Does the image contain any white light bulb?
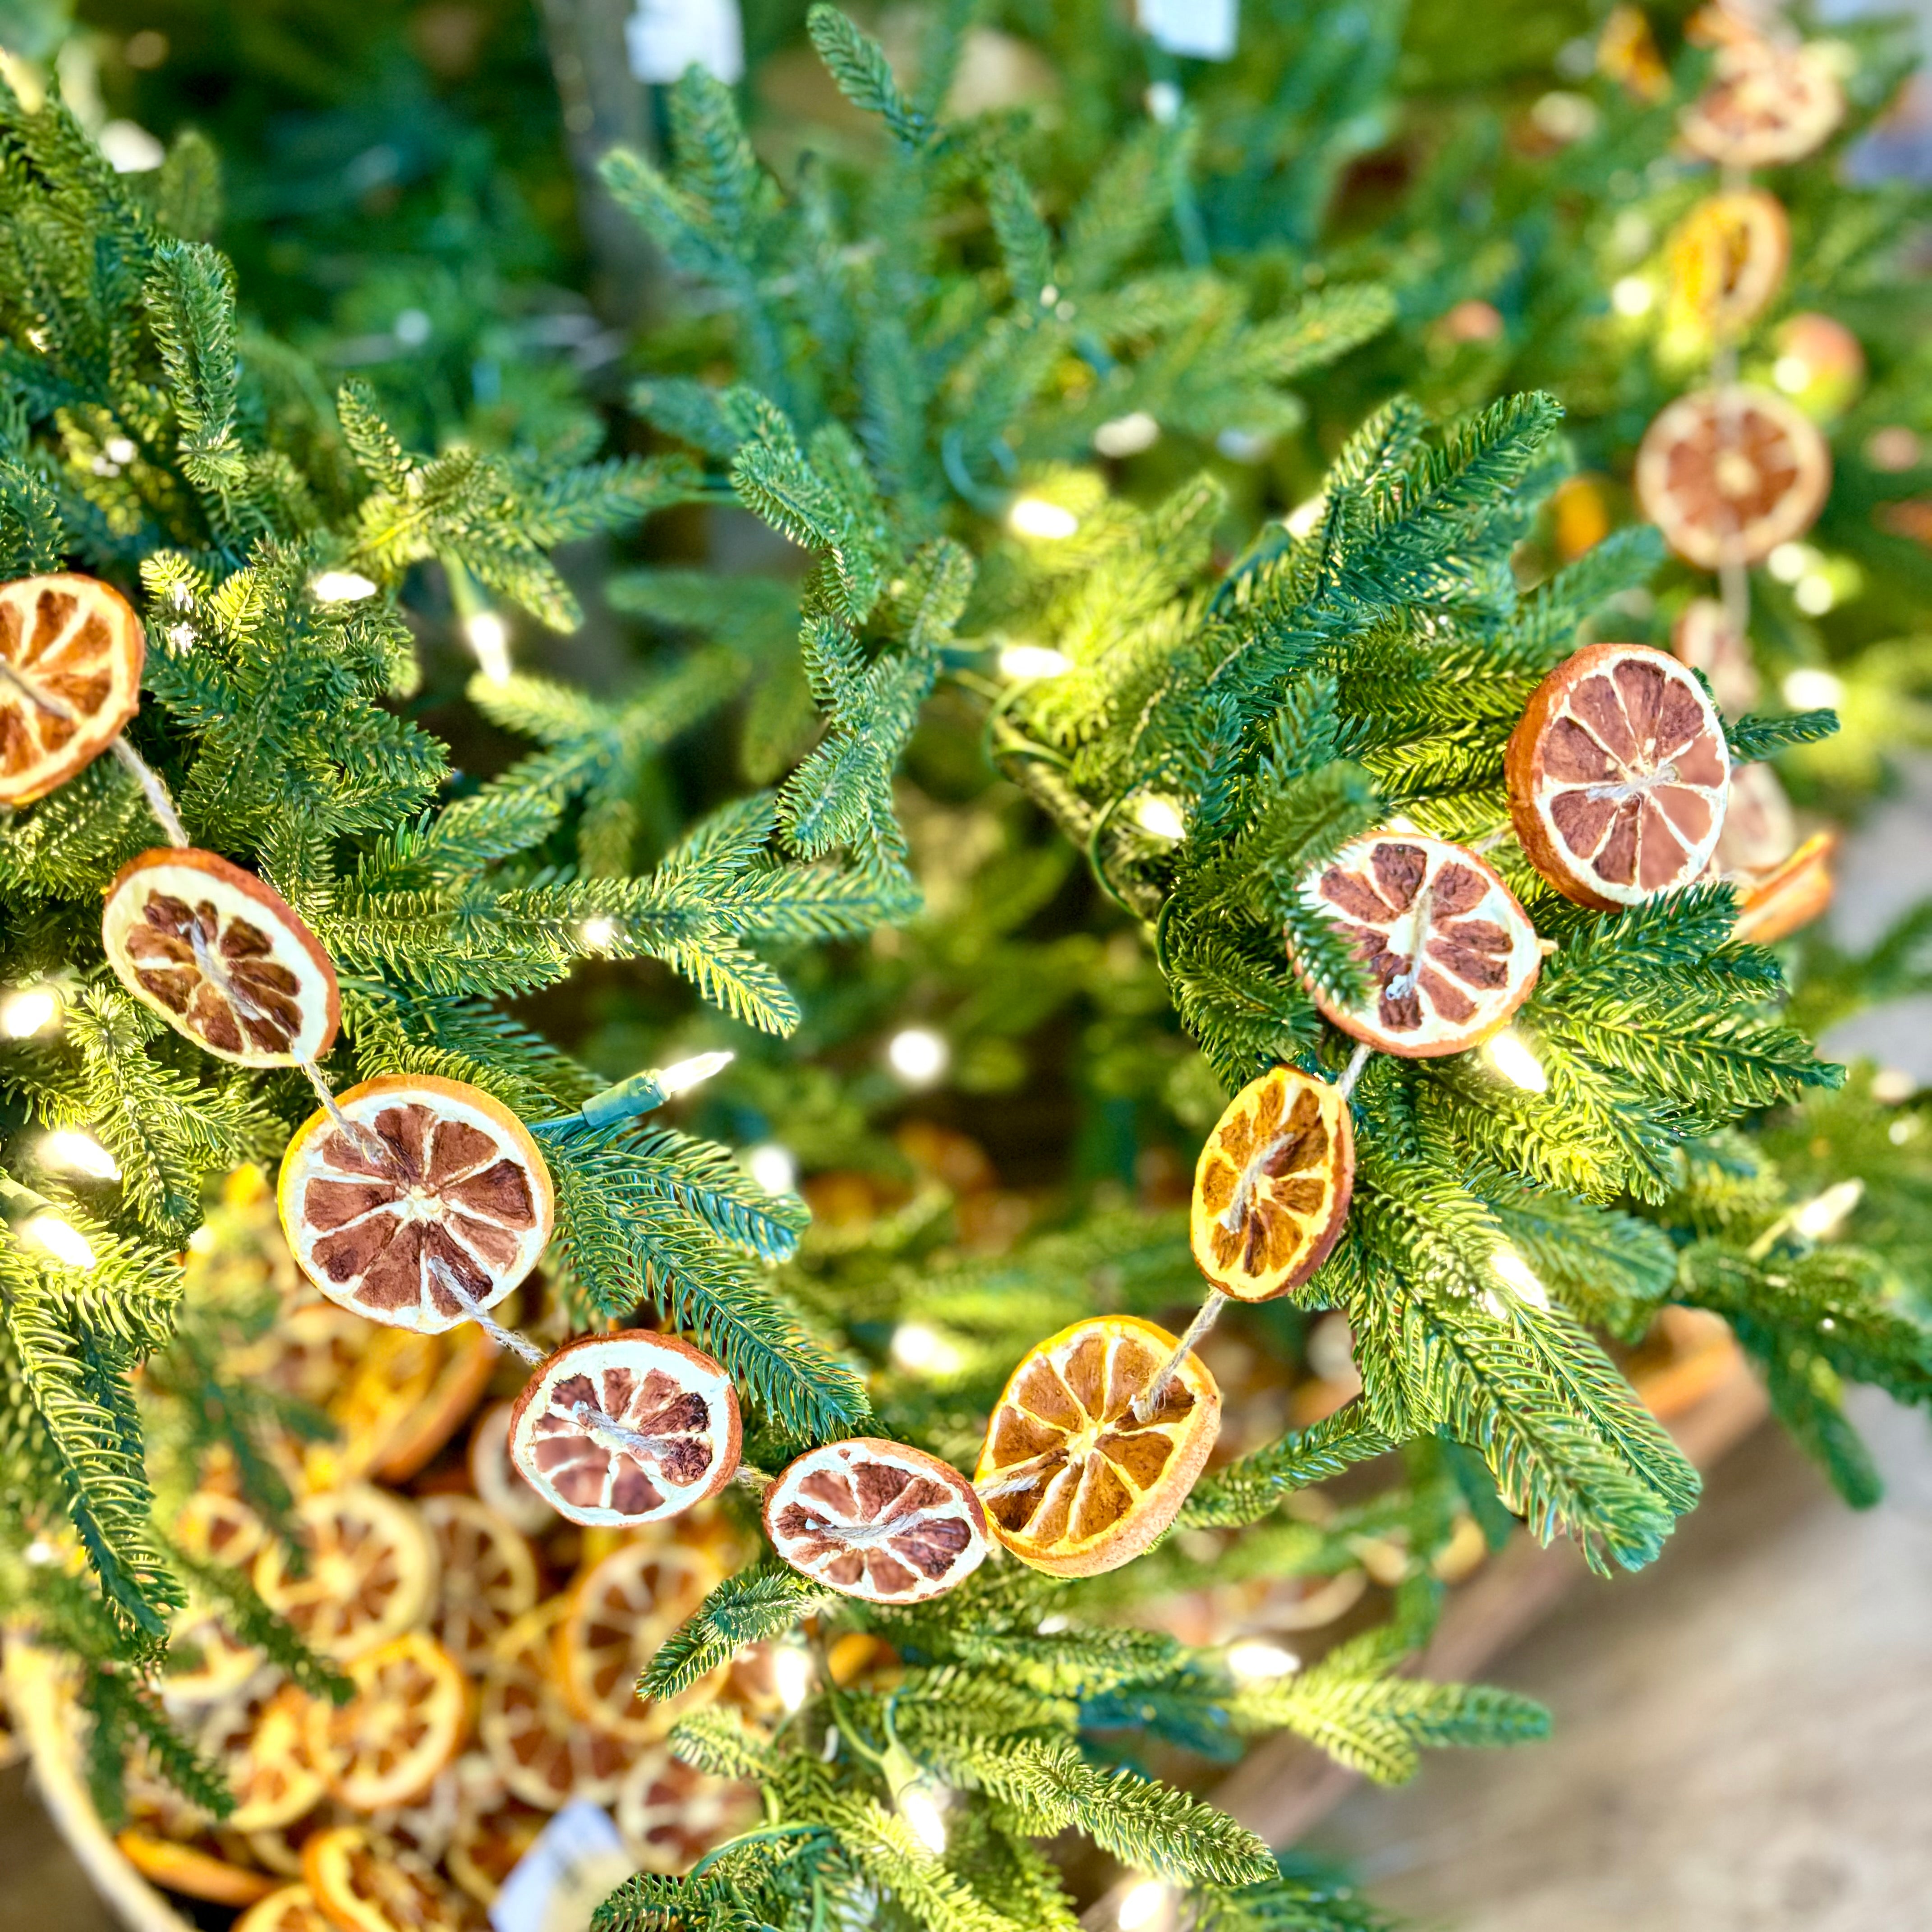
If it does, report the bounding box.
[1794,575,1835,616]
[1782,667,1844,710]
[1767,542,1813,584]
[1284,495,1327,539]
[655,1051,734,1097]
[1610,276,1656,317]
[1793,1179,1863,1241]
[771,1643,814,1713]
[580,917,616,950]
[899,1783,949,1856]
[887,1027,949,1086]
[1118,1878,1174,1931]
[1133,795,1187,842]
[1486,1029,1549,1093]
[394,308,433,347]
[41,1131,120,1181]
[105,437,137,465]
[998,643,1072,681]
[1489,1244,1550,1309]
[310,570,378,604]
[890,1322,965,1377]
[1008,496,1080,541]
[746,1143,797,1195]
[1035,1613,1070,1635]
[1772,354,1811,395]
[1145,79,1182,124]
[0,987,60,1038]
[465,610,512,685]
[1093,411,1161,458]
[23,1214,97,1270]
[1225,1640,1301,1682]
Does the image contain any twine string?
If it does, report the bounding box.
[425,1253,545,1365]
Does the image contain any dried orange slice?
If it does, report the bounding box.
[304,1326,444,1491]
[1635,386,1831,570]
[277,1075,554,1334]
[237,1885,336,1932]
[1681,37,1842,167]
[556,1536,723,1739]
[1296,834,1542,1055]
[469,1401,556,1534]
[1734,830,1837,943]
[1715,759,1796,874]
[222,1681,328,1832]
[448,1800,546,1905]
[253,1485,436,1661]
[507,1330,741,1528]
[479,1601,637,1809]
[1191,1067,1354,1302]
[373,1323,502,1482]
[1665,191,1789,338]
[616,1744,760,1875]
[302,1825,477,1932]
[1508,644,1731,910]
[765,1437,990,1604]
[420,1495,540,1674]
[0,573,143,804]
[103,848,340,1065]
[975,1316,1220,1578]
[118,1830,277,1906]
[1672,597,1758,718]
[308,1630,468,1811]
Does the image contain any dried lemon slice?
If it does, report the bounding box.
[507,1330,741,1528]
[1297,833,1542,1056]
[221,1681,327,1832]
[420,1495,539,1675]
[277,1075,554,1334]
[1733,830,1837,944]
[0,573,143,804]
[764,1437,990,1604]
[479,1601,637,1808]
[302,1825,476,1932]
[469,1400,556,1534]
[1665,190,1789,339]
[1681,36,1842,167]
[117,1831,276,1907]
[556,1536,723,1739]
[308,1630,468,1811]
[236,1885,336,1932]
[975,1316,1219,1578]
[1635,386,1831,570]
[1508,644,1731,909]
[252,1485,436,1661]
[104,848,340,1065]
[616,1743,760,1875]
[1191,1067,1354,1301]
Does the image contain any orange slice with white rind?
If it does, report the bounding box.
[252,1485,436,1661]
[1733,830,1837,944]
[277,1075,554,1335]
[420,1495,540,1675]
[308,1630,468,1811]
[1296,834,1542,1056]
[764,1437,990,1605]
[1665,190,1789,338]
[974,1316,1219,1578]
[0,573,143,805]
[302,1825,476,1932]
[1635,386,1831,570]
[555,1536,723,1740]
[104,848,340,1066]
[1191,1067,1354,1302]
[615,1744,761,1875]
[222,1682,328,1832]
[1680,37,1843,167]
[236,1885,336,1932]
[469,1400,557,1534]
[117,1831,276,1907]
[478,1601,637,1809]
[507,1330,742,1528]
[1508,643,1731,910]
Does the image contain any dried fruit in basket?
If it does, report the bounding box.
[221,1681,328,1832]
[278,1075,554,1334]
[236,1884,336,1932]
[975,1316,1220,1579]
[420,1495,540,1675]
[1296,833,1542,1055]
[616,1743,761,1874]
[304,1326,444,1491]
[253,1485,436,1661]
[103,848,341,1066]
[764,1437,989,1604]
[117,1830,278,1906]
[556,1536,722,1739]
[1507,643,1731,909]
[507,1329,741,1527]
[308,1630,468,1810]
[373,1323,503,1482]
[303,1824,478,1932]
[448,1799,547,1905]
[1191,1067,1354,1302]
[478,1601,637,1808]
[469,1400,556,1534]
[0,573,144,805]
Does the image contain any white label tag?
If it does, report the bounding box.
[626,0,746,84]
[490,1801,636,1932]
[1137,0,1238,61]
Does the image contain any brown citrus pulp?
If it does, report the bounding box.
[556,1536,723,1739]
[308,1630,467,1811]
[302,1825,477,1932]
[419,1495,539,1675]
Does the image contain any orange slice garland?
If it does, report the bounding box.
[252,1485,437,1661]
[302,1825,478,1932]
[419,1495,540,1675]
[1191,1067,1354,1302]
[1635,386,1831,570]
[1508,643,1731,909]
[277,1075,554,1335]
[103,848,340,1066]
[1665,190,1789,338]
[507,1330,741,1528]
[1296,833,1542,1056]
[0,572,143,804]
[1680,36,1843,168]
[974,1316,1219,1578]
[308,1630,468,1811]
[1671,597,1759,718]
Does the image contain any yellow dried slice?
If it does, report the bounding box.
[469,1399,557,1534]
[478,1601,637,1809]
[420,1495,540,1676]
[616,1744,761,1875]
[117,1831,276,1907]
[236,1885,336,1932]
[0,573,143,804]
[1681,36,1843,167]
[1665,190,1789,338]
[221,1682,328,1833]
[252,1485,436,1661]
[555,1536,723,1740]
[308,1630,468,1812]
[302,1825,477,1932]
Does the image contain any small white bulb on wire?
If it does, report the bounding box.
[1489,1244,1550,1310]
[1117,1878,1175,1931]
[887,1027,949,1086]
[890,1322,966,1377]
[1225,1639,1300,1682]
[465,610,513,685]
[1486,1030,1549,1093]
[1132,795,1187,842]
[656,1051,734,1097]
[311,570,378,603]
[746,1143,797,1195]
[41,1131,120,1181]
[1792,1179,1863,1241]
[898,1781,950,1856]
[580,917,617,950]
[0,986,60,1038]
[23,1214,97,1270]
[1008,496,1080,540]
[770,1642,814,1713]
[998,643,1071,681]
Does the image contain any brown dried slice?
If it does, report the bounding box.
[507,1330,741,1528]
[616,1744,761,1875]
[1672,597,1759,718]
[302,1825,477,1932]
[420,1495,540,1675]
[103,848,340,1066]
[1191,1067,1353,1302]
[1665,190,1789,338]
[1733,830,1837,944]
[556,1536,723,1740]
[253,1486,436,1661]
[765,1437,990,1605]
[448,1801,546,1906]
[1508,643,1732,910]
[372,1323,502,1482]
[308,1631,467,1811]
[117,1831,277,1907]
[1296,834,1542,1056]
[469,1400,557,1534]
[1681,37,1843,167]
[0,573,143,804]
[478,1601,637,1809]
[277,1075,554,1334]
[973,1316,1219,1579]
[1635,386,1831,570]
[237,1886,336,1932]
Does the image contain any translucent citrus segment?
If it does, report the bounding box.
[616,1744,761,1875]
[479,1601,637,1809]
[507,1330,741,1528]
[252,1485,436,1661]
[302,1824,478,1932]
[973,1315,1220,1579]
[103,848,340,1066]
[277,1075,554,1335]
[1680,37,1843,167]
[1635,385,1831,570]
[308,1630,468,1812]
[1665,190,1789,337]
[764,1437,989,1605]
[1733,830,1837,944]
[420,1495,540,1675]
[236,1884,336,1932]
[1507,643,1732,911]
[1191,1067,1354,1302]
[557,1536,723,1739]
[1297,833,1542,1056]
[0,572,143,804]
